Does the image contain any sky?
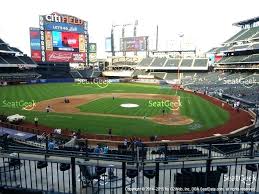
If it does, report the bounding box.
[0,0,259,58]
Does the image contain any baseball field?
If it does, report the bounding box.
[0,82,230,137]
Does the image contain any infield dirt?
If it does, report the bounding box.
[32,93,193,125]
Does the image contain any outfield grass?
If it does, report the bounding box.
[78,98,171,116]
[0,83,230,136]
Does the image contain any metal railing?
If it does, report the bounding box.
[0,144,259,194]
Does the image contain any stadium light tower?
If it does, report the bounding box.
[111,22,136,56]
[178,33,184,56]
[134,20,138,56]
[111,24,120,56]
[156,25,159,51]
[122,23,133,56]
[122,24,132,38]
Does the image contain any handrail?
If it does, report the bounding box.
[0,143,257,164]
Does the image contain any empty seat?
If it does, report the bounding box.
[217,166,228,174]
[8,159,21,167]
[37,161,48,169]
[127,169,138,178]
[95,166,106,176]
[0,187,43,194]
[143,170,156,179]
[246,164,258,172]
[60,163,70,171]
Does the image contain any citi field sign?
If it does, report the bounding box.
[40,13,87,33]
[44,13,85,26]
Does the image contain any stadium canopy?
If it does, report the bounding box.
[233,16,259,27]
[0,38,6,44]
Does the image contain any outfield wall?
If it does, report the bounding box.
[28,78,74,84]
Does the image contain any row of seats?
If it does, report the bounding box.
[225,26,259,43]
[217,54,259,64]
[222,42,259,51]
[0,55,35,65]
[0,72,41,81]
[137,58,208,67]
[152,148,206,158]
[212,143,242,154]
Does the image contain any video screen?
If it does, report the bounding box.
[120,36,147,52]
[52,31,79,52]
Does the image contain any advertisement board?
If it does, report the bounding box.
[89,43,97,53]
[30,28,41,62]
[45,31,53,51]
[79,34,86,52]
[40,12,87,31]
[43,22,85,33]
[88,43,97,63]
[120,36,148,52]
[36,12,88,63]
[46,51,86,63]
[30,28,41,51]
[31,50,42,62]
[89,53,97,63]
[30,39,41,50]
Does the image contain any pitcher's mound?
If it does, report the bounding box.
[120,103,139,108]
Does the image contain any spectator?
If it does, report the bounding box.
[233,102,237,109]
[54,128,62,135]
[34,117,38,127]
[48,141,55,150]
[123,138,128,147]
[135,138,143,147]
[108,128,112,136]
[94,145,101,154]
[103,145,109,154]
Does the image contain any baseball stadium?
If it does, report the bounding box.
[0,10,259,194]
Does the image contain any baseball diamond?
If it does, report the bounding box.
[0,82,252,139]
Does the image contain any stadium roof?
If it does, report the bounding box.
[0,38,5,44]
[0,38,25,54]
[0,44,14,53]
[10,47,23,54]
[233,16,259,27]
[207,47,218,53]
